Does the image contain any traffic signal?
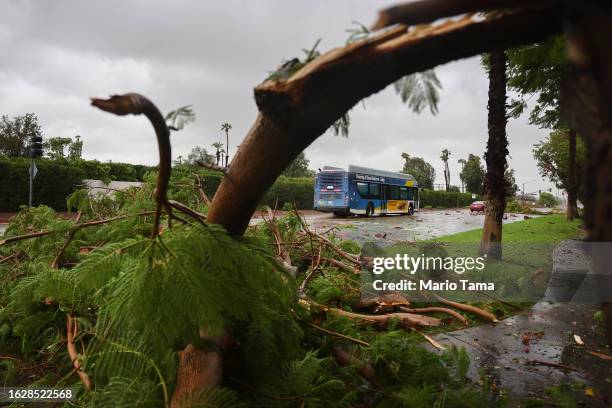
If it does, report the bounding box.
[30,136,43,158]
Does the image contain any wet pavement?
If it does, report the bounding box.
[426,240,612,405]
[304,208,531,246]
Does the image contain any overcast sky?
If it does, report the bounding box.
[0,0,557,195]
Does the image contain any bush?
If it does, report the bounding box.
[0,158,85,211]
[262,176,314,210]
[419,189,477,208]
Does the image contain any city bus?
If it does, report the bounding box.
[313,165,419,216]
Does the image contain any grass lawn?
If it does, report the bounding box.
[376,214,586,327]
[433,214,584,244]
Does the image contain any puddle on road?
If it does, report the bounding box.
[307,209,529,246]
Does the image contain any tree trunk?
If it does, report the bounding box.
[170,6,561,404]
[480,51,508,260]
[566,129,579,220]
[561,0,612,347]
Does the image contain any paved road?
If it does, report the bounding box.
[304,208,531,246]
[427,240,611,405]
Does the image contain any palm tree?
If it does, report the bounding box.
[165,105,196,132]
[221,123,232,167]
[458,158,467,192]
[480,51,509,260]
[440,149,451,191]
[211,142,224,166]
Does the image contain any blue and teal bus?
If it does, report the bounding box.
[313,165,419,216]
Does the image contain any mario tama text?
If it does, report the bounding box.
[369,254,495,292]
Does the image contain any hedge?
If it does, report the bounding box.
[0,158,85,211]
[0,159,477,212]
[0,160,315,212]
[419,189,478,208]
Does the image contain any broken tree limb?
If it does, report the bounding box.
[1,211,154,248]
[91,94,172,238]
[371,0,545,29]
[432,295,498,323]
[412,328,446,350]
[305,322,370,347]
[193,173,212,207]
[328,307,440,329]
[398,306,468,326]
[323,257,360,274]
[331,346,382,390]
[207,5,561,236]
[66,314,92,391]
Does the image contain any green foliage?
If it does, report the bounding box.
[0,113,42,158]
[394,70,442,115]
[282,152,315,178]
[459,154,485,194]
[262,176,314,210]
[538,191,558,207]
[401,154,435,189]
[165,105,195,131]
[0,158,85,211]
[44,136,72,160]
[506,36,567,129]
[533,128,586,200]
[420,189,477,208]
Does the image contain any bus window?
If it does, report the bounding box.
[356,182,369,197]
[388,186,400,200]
[400,186,408,200]
[407,187,415,200]
[369,183,380,198]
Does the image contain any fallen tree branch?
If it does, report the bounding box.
[371,0,543,29]
[323,257,360,274]
[399,306,468,325]
[412,328,446,350]
[331,346,382,389]
[1,211,154,248]
[433,295,498,323]
[193,173,212,207]
[91,94,172,238]
[66,314,92,390]
[327,306,440,329]
[305,322,370,347]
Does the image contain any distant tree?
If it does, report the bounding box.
[504,167,519,198]
[221,123,232,167]
[44,137,72,160]
[165,105,195,132]
[459,154,486,194]
[68,135,83,160]
[506,36,578,220]
[186,146,214,166]
[440,149,451,191]
[0,113,42,158]
[533,127,586,203]
[282,152,314,178]
[211,142,224,166]
[458,158,467,191]
[538,191,558,208]
[448,185,460,193]
[400,153,435,190]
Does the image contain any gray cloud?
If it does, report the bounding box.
[0,0,554,194]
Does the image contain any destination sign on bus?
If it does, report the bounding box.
[355,174,386,183]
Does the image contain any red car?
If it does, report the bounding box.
[470,201,485,213]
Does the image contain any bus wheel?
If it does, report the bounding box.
[366,203,374,217]
[408,204,414,215]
